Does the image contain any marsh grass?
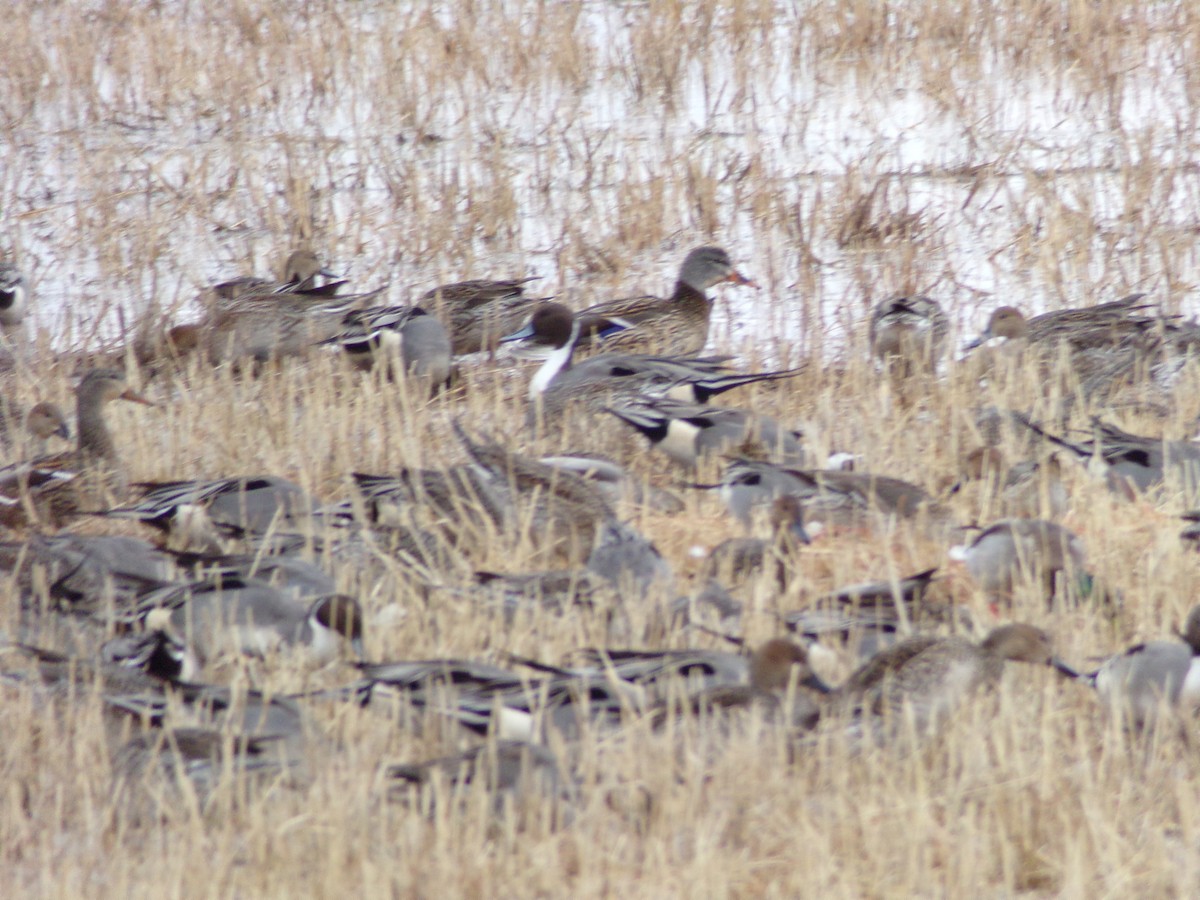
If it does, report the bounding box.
[4,0,1200,896]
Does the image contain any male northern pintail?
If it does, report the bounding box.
[1064,606,1200,728]
[129,577,364,666]
[418,276,548,354]
[606,396,805,469]
[0,261,29,328]
[954,518,1091,604]
[321,304,452,390]
[715,456,953,533]
[571,246,757,356]
[1017,415,1200,494]
[504,301,798,419]
[0,369,153,527]
[355,655,638,741]
[869,295,949,377]
[102,475,318,552]
[832,623,1066,734]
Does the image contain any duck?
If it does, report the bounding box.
[204,248,343,305]
[502,302,704,394]
[321,304,452,390]
[649,638,830,731]
[0,261,29,328]
[833,623,1065,734]
[585,519,674,594]
[1016,415,1200,495]
[417,276,547,354]
[386,741,573,815]
[130,577,365,666]
[0,400,70,457]
[453,422,616,564]
[464,568,618,620]
[101,475,318,552]
[869,295,949,377]
[780,568,957,662]
[202,290,377,366]
[0,369,153,527]
[951,447,1069,520]
[1064,606,1200,729]
[606,397,806,469]
[705,495,810,590]
[3,532,180,610]
[955,518,1091,604]
[571,246,757,356]
[537,454,685,514]
[355,655,636,742]
[113,727,299,807]
[715,456,952,533]
[503,301,798,421]
[963,295,1161,353]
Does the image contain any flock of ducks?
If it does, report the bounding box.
[2,244,1200,821]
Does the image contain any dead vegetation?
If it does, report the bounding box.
[3,0,1200,896]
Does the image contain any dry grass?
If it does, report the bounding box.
[4,0,1200,896]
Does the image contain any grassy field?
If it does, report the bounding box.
[4,1,1200,896]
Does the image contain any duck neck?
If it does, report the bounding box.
[77,393,116,462]
[670,279,711,312]
[529,320,580,398]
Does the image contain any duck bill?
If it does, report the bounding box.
[318,267,341,279]
[726,270,759,289]
[800,671,833,695]
[118,388,157,407]
[54,423,71,441]
[499,322,536,343]
[790,522,812,545]
[1050,658,1082,679]
[962,334,986,352]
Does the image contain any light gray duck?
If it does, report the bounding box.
[101,475,318,552]
[127,577,364,667]
[1062,606,1200,729]
[956,518,1091,604]
[321,304,452,390]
